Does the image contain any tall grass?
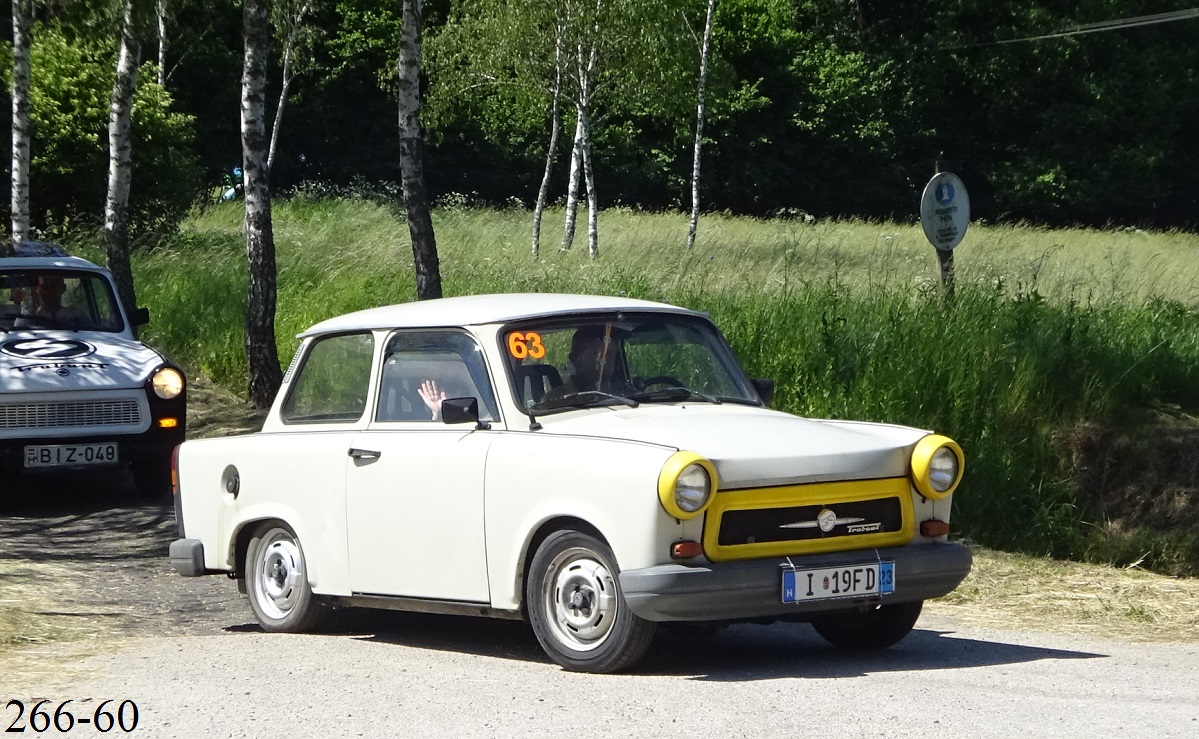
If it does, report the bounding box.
[128,197,1199,572]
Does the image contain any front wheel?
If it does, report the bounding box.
[245,524,326,633]
[526,530,655,673]
[811,600,923,650]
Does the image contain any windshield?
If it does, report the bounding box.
[0,269,124,333]
[501,313,760,414]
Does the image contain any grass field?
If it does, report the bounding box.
[61,196,1199,574]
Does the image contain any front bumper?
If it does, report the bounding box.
[619,542,972,622]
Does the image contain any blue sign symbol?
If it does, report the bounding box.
[935,182,955,206]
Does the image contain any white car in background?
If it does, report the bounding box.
[0,243,186,497]
[170,293,970,673]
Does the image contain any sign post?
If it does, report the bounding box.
[919,169,970,300]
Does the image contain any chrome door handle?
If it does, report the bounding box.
[348,448,381,460]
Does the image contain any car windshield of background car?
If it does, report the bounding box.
[0,270,123,332]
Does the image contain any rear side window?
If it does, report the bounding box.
[281,333,374,424]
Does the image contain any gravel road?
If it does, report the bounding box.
[3,481,1198,738]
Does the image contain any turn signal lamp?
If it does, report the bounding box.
[671,540,704,559]
[911,435,964,500]
[157,417,179,428]
[920,519,950,538]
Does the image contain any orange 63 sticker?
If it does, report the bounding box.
[507,332,546,360]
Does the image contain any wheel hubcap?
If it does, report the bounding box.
[543,548,618,652]
[256,534,304,620]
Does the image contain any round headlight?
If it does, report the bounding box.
[911,435,964,500]
[658,452,718,519]
[152,367,185,400]
[929,446,959,493]
[675,464,712,513]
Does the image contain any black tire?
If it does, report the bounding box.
[245,523,326,633]
[811,600,924,650]
[526,530,655,673]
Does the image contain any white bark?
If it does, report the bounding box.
[103,0,141,315]
[558,108,584,252]
[687,0,716,250]
[581,106,598,259]
[531,26,564,259]
[267,0,312,177]
[157,0,167,87]
[398,0,441,300]
[9,0,33,252]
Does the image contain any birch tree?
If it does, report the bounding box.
[686,0,716,250]
[267,0,319,175]
[103,0,142,316]
[398,0,441,300]
[242,0,284,407]
[8,0,34,255]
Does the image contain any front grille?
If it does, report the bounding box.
[0,399,142,430]
[718,497,904,546]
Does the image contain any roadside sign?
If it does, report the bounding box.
[920,172,970,251]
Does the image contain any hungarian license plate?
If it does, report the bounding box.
[24,442,119,468]
[781,561,895,603]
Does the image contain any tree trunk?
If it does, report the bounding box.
[267,0,312,177]
[398,0,441,300]
[580,105,598,260]
[242,0,283,408]
[8,0,33,255]
[103,0,140,318]
[558,108,584,253]
[156,0,167,87]
[531,30,564,259]
[687,0,716,251]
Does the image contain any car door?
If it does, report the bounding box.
[344,330,501,602]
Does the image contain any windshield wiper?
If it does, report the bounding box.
[529,390,639,412]
[630,387,723,404]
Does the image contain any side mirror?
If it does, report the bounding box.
[441,397,491,430]
[751,378,775,406]
[133,307,150,326]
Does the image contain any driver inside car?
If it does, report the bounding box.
[542,324,634,402]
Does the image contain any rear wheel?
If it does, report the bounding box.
[526,530,655,673]
[245,523,326,632]
[811,600,924,650]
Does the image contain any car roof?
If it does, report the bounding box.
[0,255,104,271]
[299,293,705,337]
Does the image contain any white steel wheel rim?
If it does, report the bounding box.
[542,547,619,652]
[254,533,305,621]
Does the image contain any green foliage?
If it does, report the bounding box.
[11,25,200,237]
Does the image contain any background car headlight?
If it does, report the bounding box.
[152,367,185,400]
[658,452,718,519]
[911,435,964,500]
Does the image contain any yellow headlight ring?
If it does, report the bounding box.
[657,451,719,520]
[911,434,964,500]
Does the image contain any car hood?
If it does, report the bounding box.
[538,404,929,488]
[0,331,166,392]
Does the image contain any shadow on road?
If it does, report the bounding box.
[227,607,1105,680]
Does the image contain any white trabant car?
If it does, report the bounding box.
[1,243,186,497]
[170,293,971,672]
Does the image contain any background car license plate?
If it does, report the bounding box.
[781,561,895,603]
[24,442,119,468]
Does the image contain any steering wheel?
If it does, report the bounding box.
[636,375,685,390]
